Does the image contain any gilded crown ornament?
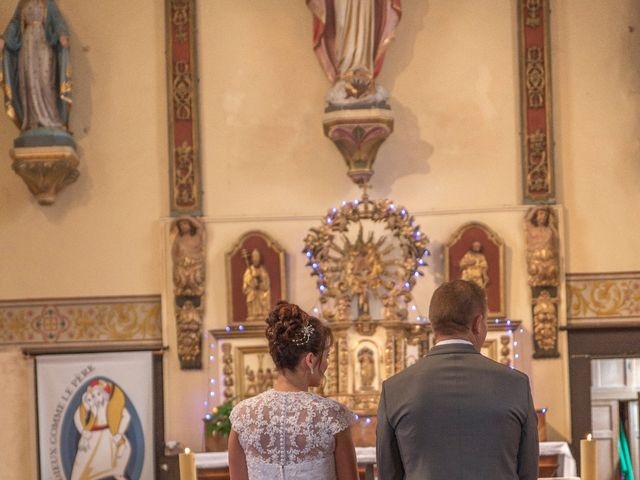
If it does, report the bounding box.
[303,193,430,335]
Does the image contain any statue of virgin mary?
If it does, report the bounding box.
[0,0,73,146]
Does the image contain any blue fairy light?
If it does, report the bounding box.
[238,325,245,331]
[225,326,232,333]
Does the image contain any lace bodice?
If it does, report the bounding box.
[230,389,355,478]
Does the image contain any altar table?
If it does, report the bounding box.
[188,442,575,480]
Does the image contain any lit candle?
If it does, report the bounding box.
[179,447,197,480]
[580,433,597,480]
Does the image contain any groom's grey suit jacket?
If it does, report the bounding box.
[376,343,539,480]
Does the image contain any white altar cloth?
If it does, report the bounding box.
[196,442,577,478]
[539,441,577,477]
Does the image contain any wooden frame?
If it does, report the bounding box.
[33,350,164,480]
[225,231,287,326]
[444,222,506,318]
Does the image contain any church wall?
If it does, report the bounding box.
[0,348,36,480]
[0,0,166,300]
[0,0,638,473]
[0,1,166,477]
[552,0,640,273]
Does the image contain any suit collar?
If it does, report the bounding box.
[426,343,480,357]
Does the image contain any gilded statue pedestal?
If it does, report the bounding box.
[323,108,394,186]
[10,145,79,206]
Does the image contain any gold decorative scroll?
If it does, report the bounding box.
[567,272,640,327]
[0,296,161,348]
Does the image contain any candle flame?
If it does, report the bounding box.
[185,447,191,454]
[587,434,592,441]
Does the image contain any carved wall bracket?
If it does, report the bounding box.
[322,109,394,187]
[171,217,206,369]
[10,146,79,205]
[525,206,561,358]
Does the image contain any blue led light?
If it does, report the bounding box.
[238,325,245,331]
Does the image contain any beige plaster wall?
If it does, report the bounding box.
[0,348,35,480]
[552,0,640,273]
[0,0,166,299]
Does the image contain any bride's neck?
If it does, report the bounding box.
[274,370,308,392]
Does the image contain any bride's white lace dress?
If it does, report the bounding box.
[230,389,355,479]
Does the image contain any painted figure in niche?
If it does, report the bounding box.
[525,206,559,287]
[459,241,489,289]
[0,0,72,135]
[306,0,401,107]
[71,379,131,480]
[171,217,205,297]
[242,248,271,321]
[533,290,558,351]
[358,347,375,390]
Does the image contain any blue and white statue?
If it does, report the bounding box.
[0,0,73,147]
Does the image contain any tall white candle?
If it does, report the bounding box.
[580,433,597,480]
[179,447,197,480]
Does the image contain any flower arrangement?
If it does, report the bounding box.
[204,398,234,438]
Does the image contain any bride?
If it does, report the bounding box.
[228,302,358,480]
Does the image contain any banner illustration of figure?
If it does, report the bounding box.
[60,377,145,480]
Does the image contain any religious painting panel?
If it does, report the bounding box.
[444,222,506,318]
[226,231,286,326]
[36,351,155,479]
[235,346,278,400]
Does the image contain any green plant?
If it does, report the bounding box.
[204,398,234,438]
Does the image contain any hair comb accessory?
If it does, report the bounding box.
[291,323,315,346]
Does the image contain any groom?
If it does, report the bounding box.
[376,280,539,479]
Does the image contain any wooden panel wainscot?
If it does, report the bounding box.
[165,0,202,216]
[518,0,555,204]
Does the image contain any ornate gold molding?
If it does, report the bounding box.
[221,343,235,400]
[0,295,161,348]
[166,0,202,216]
[518,0,555,203]
[567,272,640,326]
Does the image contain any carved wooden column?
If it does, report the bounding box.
[518,0,555,204]
[166,0,205,369]
[519,1,562,358]
[165,0,202,216]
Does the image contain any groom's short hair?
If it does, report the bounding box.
[429,280,487,335]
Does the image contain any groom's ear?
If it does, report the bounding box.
[471,313,484,334]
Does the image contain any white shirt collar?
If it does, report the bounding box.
[435,339,473,347]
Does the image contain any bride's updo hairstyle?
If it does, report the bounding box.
[265,301,332,371]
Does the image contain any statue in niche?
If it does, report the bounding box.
[242,248,271,322]
[459,241,489,289]
[358,347,375,391]
[1,0,72,142]
[533,290,558,351]
[306,0,401,107]
[171,217,205,297]
[525,207,559,287]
